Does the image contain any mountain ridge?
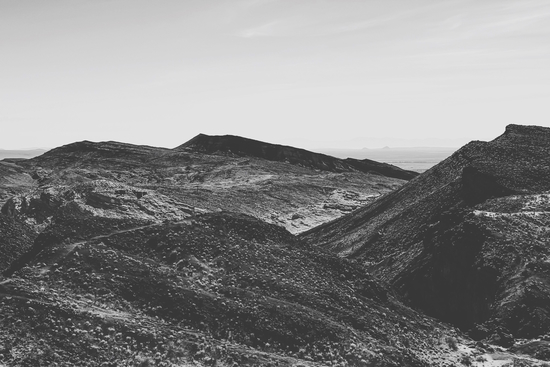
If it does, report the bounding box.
[3,126,550,365]
[301,124,550,340]
[177,133,418,180]
[5,135,411,234]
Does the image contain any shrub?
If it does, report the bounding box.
[445,336,458,351]
[460,355,472,366]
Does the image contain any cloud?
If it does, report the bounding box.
[475,11,550,35]
[239,0,278,9]
[323,17,395,35]
[419,1,550,48]
[237,20,282,38]
[236,13,407,39]
[318,7,433,36]
[441,14,463,30]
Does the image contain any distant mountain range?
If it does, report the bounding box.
[285,136,470,150]
[0,148,47,159]
[316,146,458,172]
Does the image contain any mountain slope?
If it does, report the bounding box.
[3,129,550,365]
[1,207,473,366]
[177,133,418,180]
[301,124,550,339]
[0,214,36,273]
[0,160,35,205]
[8,137,409,234]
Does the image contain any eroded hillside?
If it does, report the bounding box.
[1,137,413,235]
[301,125,550,346]
[3,131,550,366]
[0,135,439,366]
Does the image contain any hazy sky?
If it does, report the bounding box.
[1,0,549,149]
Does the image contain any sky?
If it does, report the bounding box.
[1,0,549,149]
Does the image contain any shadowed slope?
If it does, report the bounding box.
[301,124,550,339]
[0,214,36,273]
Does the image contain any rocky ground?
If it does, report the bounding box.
[302,125,550,361]
[2,130,550,366]
[0,135,420,366]
[1,210,473,366]
[0,161,35,205]
[1,138,409,235]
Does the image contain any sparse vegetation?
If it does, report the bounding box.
[0,210,469,366]
[302,124,550,340]
[460,354,472,366]
[445,336,458,351]
[3,125,550,365]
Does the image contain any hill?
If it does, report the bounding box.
[301,124,550,341]
[0,214,36,273]
[177,134,418,180]
[1,203,472,366]
[3,130,550,365]
[0,160,34,204]
[4,137,413,234]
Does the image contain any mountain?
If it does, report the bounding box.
[0,207,475,366]
[3,136,414,234]
[29,140,169,164]
[0,214,36,272]
[301,124,550,342]
[0,160,35,205]
[177,134,418,180]
[3,130,550,365]
[0,135,467,366]
[0,148,46,160]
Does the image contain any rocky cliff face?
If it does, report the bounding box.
[301,124,550,340]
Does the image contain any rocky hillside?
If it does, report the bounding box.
[4,130,550,366]
[1,202,476,366]
[3,137,413,234]
[0,214,36,273]
[301,124,550,342]
[0,160,34,205]
[178,134,418,180]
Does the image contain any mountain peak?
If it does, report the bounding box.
[503,123,549,134]
[177,133,291,153]
[494,124,550,147]
[177,133,418,180]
